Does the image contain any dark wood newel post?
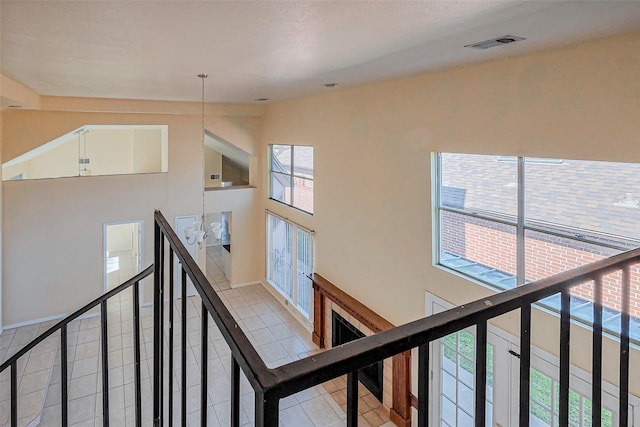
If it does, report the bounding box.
[390,350,412,427]
[312,282,325,347]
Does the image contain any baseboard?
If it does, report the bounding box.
[230,280,262,289]
[76,311,100,321]
[390,409,411,427]
[3,313,68,330]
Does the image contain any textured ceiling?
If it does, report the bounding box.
[2,1,640,103]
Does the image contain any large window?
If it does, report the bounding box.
[269,145,314,214]
[266,212,314,319]
[435,153,640,341]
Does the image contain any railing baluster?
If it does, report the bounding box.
[61,325,68,426]
[620,265,631,427]
[559,289,571,427]
[519,304,531,427]
[133,280,142,427]
[153,223,162,427]
[417,342,429,427]
[11,361,17,427]
[231,356,240,427]
[181,267,187,427]
[593,275,603,427]
[201,301,208,425]
[346,370,359,427]
[475,320,487,427]
[159,239,165,427]
[255,391,279,427]
[168,248,174,427]
[101,301,109,427]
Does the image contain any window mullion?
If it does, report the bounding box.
[434,153,443,266]
[268,146,273,198]
[266,214,272,281]
[517,156,526,286]
[292,224,298,307]
[290,145,295,208]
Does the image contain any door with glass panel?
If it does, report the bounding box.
[428,294,636,426]
[509,347,620,427]
[428,295,510,426]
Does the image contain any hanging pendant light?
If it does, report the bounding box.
[185,74,209,245]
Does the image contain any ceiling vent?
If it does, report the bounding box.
[465,35,525,50]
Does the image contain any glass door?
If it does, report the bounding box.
[427,295,510,426]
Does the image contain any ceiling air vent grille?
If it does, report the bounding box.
[465,35,525,50]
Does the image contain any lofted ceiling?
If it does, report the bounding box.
[2,0,640,104]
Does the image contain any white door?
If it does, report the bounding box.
[427,294,510,426]
[508,345,622,427]
[104,221,143,292]
[174,215,198,297]
[426,293,638,427]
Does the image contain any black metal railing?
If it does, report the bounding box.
[3,209,638,426]
[0,265,153,427]
[153,209,640,427]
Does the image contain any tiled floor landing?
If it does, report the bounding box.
[1,283,395,427]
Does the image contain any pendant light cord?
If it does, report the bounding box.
[199,74,208,238]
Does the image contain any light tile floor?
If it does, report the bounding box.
[106,250,138,292]
[0,321,59,426]
[1,255,394,427]
[205,246,231,292]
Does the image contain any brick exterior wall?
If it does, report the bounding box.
[282,176,314,213]
[442,211,640,317]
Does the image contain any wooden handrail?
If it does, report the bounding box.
[311,273,394,332]
[264,245,640,396]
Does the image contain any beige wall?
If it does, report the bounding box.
[221,157,249,185]
[31,139,78,179]
[205,188,262,285]
[133,129,163,173]
[86,129,134,175]
[205,146,222,187]
[260,31,640,392]
[2,107,263,325]
[2,158,30,180]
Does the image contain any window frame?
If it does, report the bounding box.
[265,211,315,320]
[433,153,636,288]
[268,144,314,215]
[433,152,640,342]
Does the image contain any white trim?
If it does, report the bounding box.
[430,153,441,269]
[3,313,67,330]
[265,212,314,320]
[264,209,315,234]
[230,280,262,289]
